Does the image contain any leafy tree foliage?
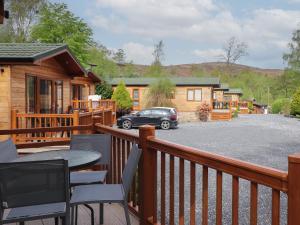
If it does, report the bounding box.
[113,49,126,64]
[145,78,175,108]
[271,98,291,114]
[112,81,132,110]
[291,87,300,115]
[95,83,113,99]
[283,28,300,70]
[0,0,46,42]
[31,3,93,64]
[87,45,119,78]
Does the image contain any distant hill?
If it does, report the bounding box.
[129,62,283,77]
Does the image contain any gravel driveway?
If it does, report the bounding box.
[126,114,300,225]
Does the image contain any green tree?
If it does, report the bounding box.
[145,78,175,108]
[95,82,113,99]
[0,0,46,42]
[31,3,93,64]
[113,49,126,64]
[283,27,300,70]
[291,88,300,115]
[271,98,291,114]
[87,45,119,79]
[112,81,132,110]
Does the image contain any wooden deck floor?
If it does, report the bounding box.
[7,204,139,225]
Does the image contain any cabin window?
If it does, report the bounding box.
[39,79,52,114]
[72,85,83,100]
[133,101,139,107]
[187,89,202,101]
[55,81,63,114]
[133,89,139,99]
[187,90,194,101]
[26,76,36,113]
[195,89,202,101]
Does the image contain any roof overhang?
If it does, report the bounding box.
[0,47,86,77]
[87,71,101,83]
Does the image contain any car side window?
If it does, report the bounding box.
[139,110,152,116]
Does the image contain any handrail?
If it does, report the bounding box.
[147,136,288,192]
[0,125,93,135]
[95,123,139,143]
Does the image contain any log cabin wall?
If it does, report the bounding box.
[0,66,11,131]
[118,86,214,112]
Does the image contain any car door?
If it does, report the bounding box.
[151,109,164,126]
[134,109,153,126]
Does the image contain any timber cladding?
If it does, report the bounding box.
[119,86,214,112]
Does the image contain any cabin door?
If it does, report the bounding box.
[26,75,63,114]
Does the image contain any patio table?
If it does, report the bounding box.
[13,149,101,170]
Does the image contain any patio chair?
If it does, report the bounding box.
[0,138,18,162]
[70,144,142,225]
[0,159,70,225]
[69,134,111,186]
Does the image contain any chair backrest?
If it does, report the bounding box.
[121,144,142,196]
[0,138,17,163]
[70,134,111,165]
[0,159,70,210]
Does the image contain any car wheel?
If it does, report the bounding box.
[122,120,132,129]
[160,120,170,130]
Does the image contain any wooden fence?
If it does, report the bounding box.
[0,124,299,225]
[11,108,115,143]
[94,124,299,225]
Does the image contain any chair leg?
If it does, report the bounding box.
[55,217,59,225]
[75,206,78,225]
[71,207,74,225]
[123,202,131,225]
[19,222,25,225]
[99,203,104,224]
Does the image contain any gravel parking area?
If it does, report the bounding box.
[126,114,300,224]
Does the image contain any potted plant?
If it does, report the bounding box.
[198,102,212,122]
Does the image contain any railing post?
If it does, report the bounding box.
[11,109,17,142]
[73,110,79,134]
[92,116,101,134]
[288,153,300,225]
[88,99,93,112]
[139,125,156,225]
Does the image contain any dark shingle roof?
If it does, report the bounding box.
[109,77,220,87]
[215,83,229,90]
[0,43,67,62]
[225,88,243,95]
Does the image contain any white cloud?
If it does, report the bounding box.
[122,42,154,64]
[89,0,300,67]
[193,49,224,61]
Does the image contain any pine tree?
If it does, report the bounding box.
[112,81,132,110]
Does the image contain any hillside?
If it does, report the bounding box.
[131,62,283,77]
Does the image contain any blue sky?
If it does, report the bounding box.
[54,0,300,69]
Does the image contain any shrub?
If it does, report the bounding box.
[112,81,132,114]
[232,109,239,118]
[272,98,291,114]
[291,88,300,115]
[198,102,212,122]
[95,82,113,99]
[248,101,254,113]
[145,78,176,108]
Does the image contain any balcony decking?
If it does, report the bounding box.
[6,204,139,225]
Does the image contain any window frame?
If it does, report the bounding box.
[187,88,202,102]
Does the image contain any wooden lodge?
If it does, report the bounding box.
[0,43,116,142]
[110,78,244,121]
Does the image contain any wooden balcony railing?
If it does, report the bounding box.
[213,101,231,110]
[72,99,116,112]
[10,108,115,143]
[0,124,299,225]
